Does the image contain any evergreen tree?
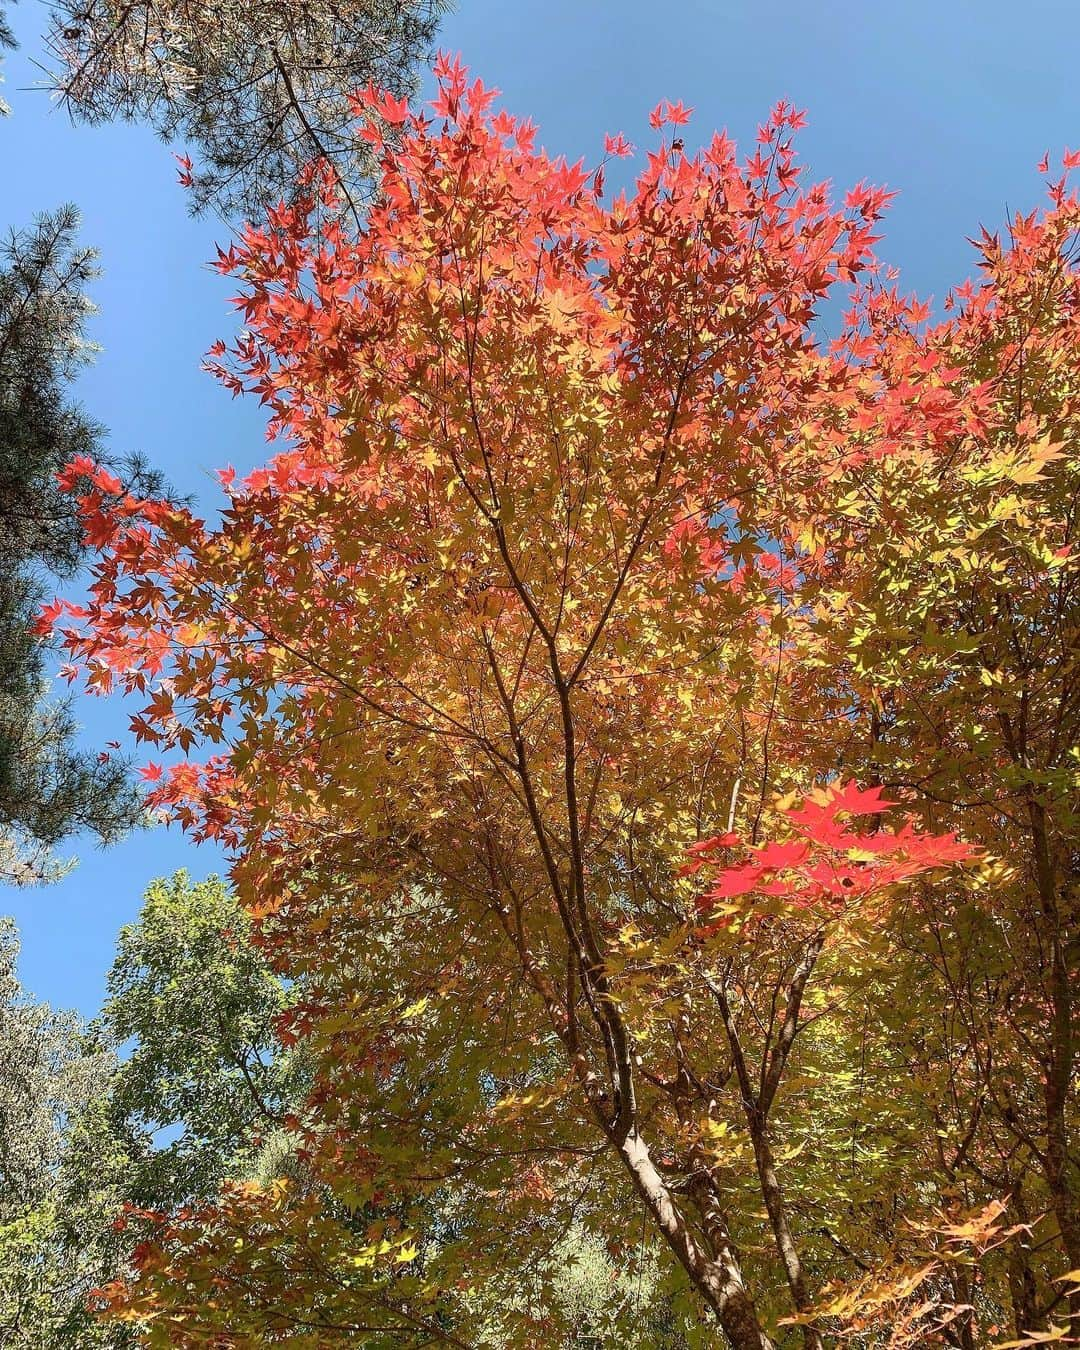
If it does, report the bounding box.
[46,0,448,222]
[0,208,159,884]
[0,3,13,114]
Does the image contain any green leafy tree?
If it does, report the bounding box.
[0,916,136,1347]
[98,870,302,1206]
[102,877,696,1346]
[1,866,689,1344]
[0,873,302,1343]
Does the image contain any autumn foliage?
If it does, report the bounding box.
[53,60,1080,1348]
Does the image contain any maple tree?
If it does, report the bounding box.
[52,66,1080,1347]
[824,180,1080,1344]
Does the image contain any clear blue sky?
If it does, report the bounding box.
[3,0,1077,1016]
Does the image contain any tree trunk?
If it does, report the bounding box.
[617,1129,775,1350]
[1007,1245,1040,1339]
[1027,796,1080,1328]
[746,1120,824,1350]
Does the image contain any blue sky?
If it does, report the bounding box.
[3,0,1077,1015]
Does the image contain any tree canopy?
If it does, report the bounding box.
[0,871,307,1346]
[0,208,162,884]
[46,0,447,221]
[49,70,1080,1348]
[100,870,302,1204]
[0,914,132,1346]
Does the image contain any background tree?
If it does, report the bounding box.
[0,1,13,113]
[98,869,303,1206]
[46,0,448,222]
[0,871,307,1344]
[93,875,686,1346]
[0,915,134,1347]
[0,207,165,884]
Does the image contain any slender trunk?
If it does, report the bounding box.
[498,902,775,1349]
[1026,796,1080,1327]
[746,1119,824,1350]
[618,1129,775,1350]
[1006,1187,1040,1341]
[709,958,823,1349]
[1007,1257,1040,1341]
[946,1266,977,1350]
[1044,1050,1080,1330]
